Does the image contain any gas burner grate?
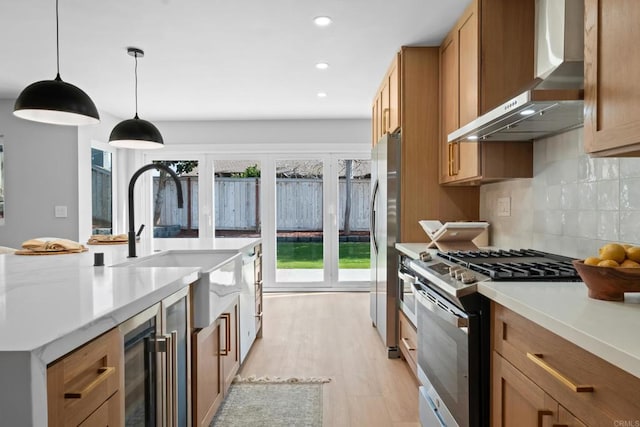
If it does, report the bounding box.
[436,249,581,281]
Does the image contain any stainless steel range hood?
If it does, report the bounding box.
[449,0,584,143]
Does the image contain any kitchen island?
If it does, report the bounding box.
[0,237,260,426]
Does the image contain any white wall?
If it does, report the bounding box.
[480,127,640,258]
[0,99,79,248]
[155,118,370,149]
[0,107,371,249]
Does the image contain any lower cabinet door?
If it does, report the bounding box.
[492,352,558,427]
[192,320,222,427]
[221,299,240,392]
[78,391,123,427]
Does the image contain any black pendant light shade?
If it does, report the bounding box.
[14,74,100,126]
[109,47,164,149]
[109,115,164,149]
[13,0,100,126]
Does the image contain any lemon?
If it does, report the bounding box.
[598,259,619,267]
[598,243,627,263]
[620,259,640,268]
[584,256,601,266]
[625,246,640,263]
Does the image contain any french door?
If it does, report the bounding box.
[139,152,370,290]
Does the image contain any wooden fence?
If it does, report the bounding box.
[91,176,371,232]
[91,166,112,227]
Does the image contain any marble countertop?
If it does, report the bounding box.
[396,242,640,379]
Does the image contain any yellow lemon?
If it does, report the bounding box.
[598,243,627,263]
[625,246,640,263]
[620,259,640,268]
[583,256,601,266]
[598,259,619,267]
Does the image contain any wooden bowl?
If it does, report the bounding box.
[572,260,640,301]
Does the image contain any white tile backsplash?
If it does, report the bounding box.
[596,180,619,210]
[620,177,640,210]
[595,158,620,180]
[576,182,597,210]
[480,127,640,257]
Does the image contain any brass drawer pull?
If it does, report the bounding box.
[526,353,594,393]
[64,366,115,399]
[401,337,416,351]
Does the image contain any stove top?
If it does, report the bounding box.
[406,249,581,303]
[437,249,580,281]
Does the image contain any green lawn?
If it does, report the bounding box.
[277,241,370,269]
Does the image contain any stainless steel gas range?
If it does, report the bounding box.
[400,249,580,427]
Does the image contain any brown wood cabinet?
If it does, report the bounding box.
[439,0,534,185]
[192,295,240,427]
[47,328,123,427]
[372,47,479,242]
[220,299,240,392]
[372,54,401,145]
[398,310,417,378]
[584,0,640,156]
[492,302,640,426]
[192,318,223,427]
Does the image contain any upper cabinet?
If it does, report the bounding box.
[439,0,534,185]
[372,54,400,145]
[371,47,480,241]
[584,0,640,156]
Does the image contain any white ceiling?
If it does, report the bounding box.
[0,0,471,122]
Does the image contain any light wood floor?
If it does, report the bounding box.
[239,292,420,427]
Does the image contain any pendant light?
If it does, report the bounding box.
[13,0,100,126]
[109,47,164,149]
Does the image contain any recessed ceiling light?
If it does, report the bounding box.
[313,16,332,27]
[520,109,536,116]
[317,92,327,98]
[315,62,329,70]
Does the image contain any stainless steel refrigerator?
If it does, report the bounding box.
[370,133,401,358]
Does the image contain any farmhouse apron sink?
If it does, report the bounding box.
[113,249,242,327]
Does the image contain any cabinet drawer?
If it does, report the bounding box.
[398,311,418,378]
[78,390,122,427]
[492,303,640,425]
[48,328,123,427]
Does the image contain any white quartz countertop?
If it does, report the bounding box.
[0,237,261,363]
[396,242,640,379]
[396,242,430,259]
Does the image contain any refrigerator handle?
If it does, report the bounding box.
[370,179,379,254]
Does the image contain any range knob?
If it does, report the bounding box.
[449,266,462,277]
[419,251,432,261]
[460,273,477,284]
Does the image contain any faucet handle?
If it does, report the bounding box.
[136,224,145,238]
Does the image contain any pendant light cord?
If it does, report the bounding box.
[55,0,61,80]
[134,52,139,119]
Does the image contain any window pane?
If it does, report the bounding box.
[338,159,371,282]
[214,160,261,238]
[276,160,324,283]
[153,160,199,238]
[91,148,112,234]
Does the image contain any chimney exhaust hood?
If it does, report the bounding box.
[449,0,585,144]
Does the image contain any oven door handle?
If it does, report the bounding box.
[397,270,417,284]
[416,290,468,329]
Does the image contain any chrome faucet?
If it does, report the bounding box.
[128,163,184,257]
